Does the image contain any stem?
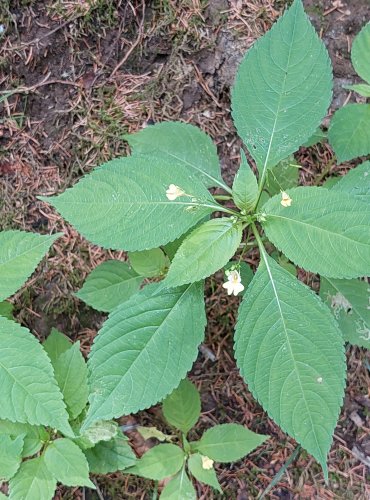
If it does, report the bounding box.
[213,194,233,201]
[251,224,267,256]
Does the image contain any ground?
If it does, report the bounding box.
[1,0,370,498]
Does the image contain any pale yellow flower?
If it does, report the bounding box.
[222,270,244,296]
[201,455,214,470]
[166,184,185,201]
[280,191,292,207]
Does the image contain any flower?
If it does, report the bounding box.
[166,184,185,201]
[280,191,292,207]
[201,455,214,470]
[222,270,244,296]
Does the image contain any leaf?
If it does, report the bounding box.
[126,444,185,480]
[231,0,331,175]
[53,342,88,420]
[261,186,370,278]
[129,248,169,278]
[0,317,72,437]
[187,453,222,493]
[320,277,370,349]
[76,260,143,312]
[344,83,370,97]
[193,423,267,463]
[232,150,258,211]
[84,432,136,474]
[39,155,218,252]
[160,468,196,500]
[82,420,119,445]
[124,121,225,190]
[137,426,173,442]
[302,127,327,147]
[0,420,48,458]
[351,22,370,84]
[0,301,13,320]
[234,254,346,478]
[331,161,370,203]
[0,434,24,481]
[328,104,370,162]
[162,379,201,434]
[266,155,299,197]
[42,328,72,365]
[83,282,206,430]
[0,231,60,302]
[9,456,57,500]
[164,218,243,288]
[162,216,211,261]
[44,438,95,488]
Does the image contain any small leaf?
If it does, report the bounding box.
[137,426,173,442]
[232,150,258,211]
[84,432,136,474]
[0,434,24,481]
[0,301,13,320]
[332,161,370,203]
[188,453,222,493]
[42,328,72,365]
[76,260,143,312]
[0,420,48,458]
[162,379,201,434]
[193,423,267,463]
[351,22,370,84]
[160,468,196,500]
[9,456,57,500]
[344,83,370,97]
[82,420,119,445]
[302,128,327,147]
[129,248,169,278]
[126,444,185,480]
[44,438,95,488]
[266,156,299,197]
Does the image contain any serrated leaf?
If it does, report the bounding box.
[187,453,222,493]
[162,379,201,434]
[266,155,299,197]
[344,83,370,97]
[129,248,169,278]
[0,420,48,458]
[42,328,72,365]
[0,317,72,437]
[351,22,370,84]
[127,444,185,480]
[0,301,13,320]
[83,282,206,430]
[232,150,258,211]
[124,121,225,190]
[162,216,211,261]
[193,423,267,463]
[164,218,243,288]
[0,231,60,301]
[328,104,370,162]
[76,260,143,312]
[332,161,370,203]
[262,186,370,278]
[0,434,24,481]
[53,342,88,420]
[44,438,95,488]
[39,155,217,252]
[231,0,331,176]
[160,468,196,500]
[9,456,57,500]
[320,277,370,349]
[84,432,136,474]
[234,254,346,478]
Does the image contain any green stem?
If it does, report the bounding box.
[152,482,158,500]
[213,194,233,201]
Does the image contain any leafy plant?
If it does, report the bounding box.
[38,0,370,482]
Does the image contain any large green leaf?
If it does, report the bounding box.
[0,434,24,481]
[39,156,218,252]
[261,186,370,278]
[232,150,258,212]
[187,453,222,493]
[231,0,331,176]
[234,253,346,477]
[328,104,370,162]
[164,218,243,287]
[128,248,169,278]
[127,444,184,480]
[42,328,72,366]
[160,468,196,500]
[0,231,60,302]
[344,83,370,97]
[82,282,206,430]
[85,433,136,474]
[332,161,370,204]
[9,456,57,500]
[0,317,72,437]
[0,420,48,458]
[162,379,201,434]
[320,277,370,349]
[124,121,225,190]
[351,22,370,84]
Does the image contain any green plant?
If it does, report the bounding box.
[37,0,370,483]
[328,21,370,161]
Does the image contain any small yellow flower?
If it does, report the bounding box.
[280,191,292,207]
[201,455,214,470]
[166,184,185,201]
[222,270,244,296]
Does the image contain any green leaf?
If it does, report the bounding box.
[76,260,143,312]
[231,0,331,175]
[351,22,370,84]
[234,253,346,478]
[9,456,57,500]
[53,342,88,420]
[44,438,95,488]
[261,186,370,278]
[187,453,222,493]
[137,426,173,442]
[82,420,118,445]
[302,127,327,147]
[164,218,243,287]
[129,248,169,278]
[0,301,13,320]
[332,161,370,203]
[85,432,136,474]
[344,83,370,97]
[160,468,196,500]
[124,121,225,190]
[0,231,60,301]
[83,282,206,430]
[0,420,48,458]
[126,444,184,480]
[266,156,299,197]
[42,328,72,365]
[193,423,267,463]
[0,434,24,481]
[232,150,258,211]
[162,216,211,261]
[0,317,72,437]
[320,277,370,349]
[162,379,201,434]
[328,104,370,162]
[39,155,217,252]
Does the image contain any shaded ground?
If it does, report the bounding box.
[1,0,370,498]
